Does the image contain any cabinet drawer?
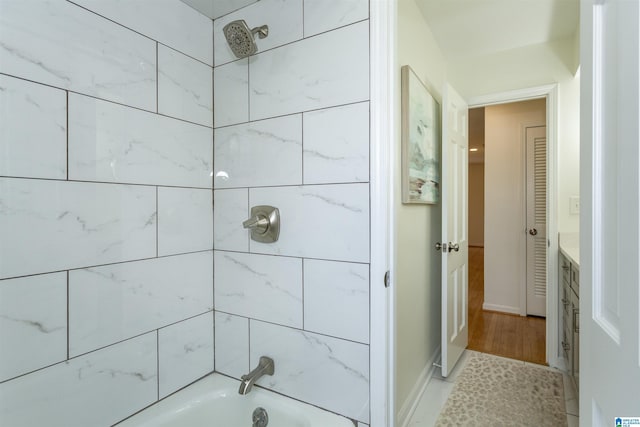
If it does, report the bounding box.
[561,255,571,285]
[561,281,571,317]
[571,265,580,297]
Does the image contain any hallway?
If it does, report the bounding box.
[467,247,546,365]
[404,247,579,426]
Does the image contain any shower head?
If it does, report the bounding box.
[223,20,269,59]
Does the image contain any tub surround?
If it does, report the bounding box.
[0,1,214,426]
[0,0,372,425]
[212,0,371,423]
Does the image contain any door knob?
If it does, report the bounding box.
[435,242,447,252]
[448,242,459,252]
[529,228,538,236]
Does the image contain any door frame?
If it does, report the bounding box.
[369,0,396,426]
[468,84,560,368]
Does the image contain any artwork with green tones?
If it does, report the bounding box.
[401,65,440,204]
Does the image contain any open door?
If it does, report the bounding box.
[581,0,640,423]
[440,84,469,377]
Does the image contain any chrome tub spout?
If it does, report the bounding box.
[239,356,274,395]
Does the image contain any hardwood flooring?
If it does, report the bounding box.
[467,246,547,365]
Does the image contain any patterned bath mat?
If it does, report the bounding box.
[435,352,567,426]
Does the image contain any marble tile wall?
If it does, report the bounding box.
[212,0,371,423]
[0,1,214,426]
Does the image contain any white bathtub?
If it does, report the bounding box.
[116,373,355,427]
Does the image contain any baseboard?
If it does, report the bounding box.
[397,346,441,427]
[482,302,521,315]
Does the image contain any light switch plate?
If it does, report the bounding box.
[570,196,580,215]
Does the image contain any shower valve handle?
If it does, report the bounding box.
[243,215,269,234]
[243,206,280,244]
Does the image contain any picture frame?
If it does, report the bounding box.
[401,65,441,204]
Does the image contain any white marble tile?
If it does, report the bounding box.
[303,0,369,37]
[213,189,249,252]
[159,311,214,398]
[0,178,156,280]
[249,21,369,121]
[214,311,249,378]
[68,93,213,188]
[250,320,369,423]
[213,0,303,66]
[69,252,213,357]
[158,45,213,127]
[0,273,67,382]
[406,378,455,426]
[0,333,157,427]
[0,75,67,180]
[304,259,369,343]
[249,184,369,262]
[72,0,213,65]
[0,0,156,111]
[214,251,302,327]
[303,102,369,184]
[158,187,213,256]
[214,59,249,127]
[214,115,302,188]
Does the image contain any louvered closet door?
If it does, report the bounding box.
[526,125,547,316]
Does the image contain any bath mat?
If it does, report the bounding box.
[435,352,567,426]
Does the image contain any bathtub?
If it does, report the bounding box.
[116,373,355,427]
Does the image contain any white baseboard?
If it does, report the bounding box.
[482,302,521,315]
[397,346,441,427]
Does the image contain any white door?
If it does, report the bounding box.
[525,125,547,316]
[440,84,469,377]
[581,0,640,424]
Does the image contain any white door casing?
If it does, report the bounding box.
[441,83,469,377]
[581,0,640,423]
[526,125,547,316]
[468,85,559,368]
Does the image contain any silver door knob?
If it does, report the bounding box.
[448,242,459,252]
[435,242,447,252]
[529,228,538,236]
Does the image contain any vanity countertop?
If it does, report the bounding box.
[559,232,579,267]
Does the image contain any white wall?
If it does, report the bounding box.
[447,38,580,233]
[395,0,447,420]
[484,99,546,313]
[0,1,215,425]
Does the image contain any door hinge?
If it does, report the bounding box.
[384,270,391,288]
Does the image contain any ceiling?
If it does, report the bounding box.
[180,0,258,19]
[415,0,580,60]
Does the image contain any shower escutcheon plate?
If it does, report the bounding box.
[242,205,280,243]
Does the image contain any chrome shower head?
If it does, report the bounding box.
[223,20,269,59]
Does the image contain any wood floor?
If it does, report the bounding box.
[467,246,547,365]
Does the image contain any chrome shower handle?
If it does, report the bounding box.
[243,215,269,233]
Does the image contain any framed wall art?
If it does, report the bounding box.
[401,65,441,204]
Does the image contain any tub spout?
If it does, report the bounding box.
[239,356,274,395]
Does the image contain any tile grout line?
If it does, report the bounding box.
[66,90,69,181]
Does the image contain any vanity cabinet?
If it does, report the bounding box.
[559,252,579,393]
